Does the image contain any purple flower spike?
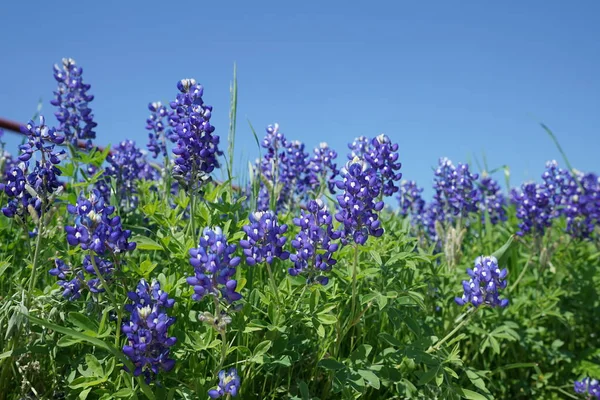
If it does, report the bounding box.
[187,227,242,304]
[146,101,169,159]
[50,58,97,148]
[167,78,221,192]
[455,256,509,308]
[289,199,341,285]
[334,157,384,245]
[208,368,241,398]
[241,210,289,265]
[122,279,177,383]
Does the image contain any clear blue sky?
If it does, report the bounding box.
[1,0,599,198]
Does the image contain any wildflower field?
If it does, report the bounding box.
[0,58,599,400]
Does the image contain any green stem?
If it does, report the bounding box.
[427,307,477,353]
[350,244,359,319]
[26,218,44,309]
[509,253,534,293]
[89,253,122,346]
[265,262,281,306]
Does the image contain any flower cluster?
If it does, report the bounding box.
[510,182,553,236]
[1,117,65,219]
[49,255,114,300]
[364,134,403,196]
[50,58,97,148]
[307,142,339,194]
[122,279,177,382]
[65,189,136,255]
[168,79,221,191]
[431,157,480,224]
[240,211,289,265]
[208,368,241,398]
[289,200,341,285]
[347,136,370,159]
[574,377,600,399]
[100,140,158,209]
[186,227,242,304]
[477,175,507,225]
[397,180,426,220]
[455,256,509,308]
[335,157,384,245]
[541,161,600,239]
[146,101,169,159]
[255,123,311,211]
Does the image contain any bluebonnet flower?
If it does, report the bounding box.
[307,142,339,194]
[254,123,312,211]
[574,377,600,399]
[563,171,600,239]
[541,161,600,239]
[49,255,114,300]
[334,157,384,245]
[208,368,241,398]
[146,102,169,159]
[100,140,158,209]
[49,259,84,301]
[65,189,136,255]
[397,180,426,220]
[1,117,65,219]
[50,58,97,148]
[477,175,507,225]
[511,182,553,236]
[240,211,289,266]
[455,256,509,308]
[347,136,370,160]
[289,199,341,285]
[168,79,221,191]
[431,157,480,224]
[186,227,242,304]
[122,279,176,382]
[364,134,402,196]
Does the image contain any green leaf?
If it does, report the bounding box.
[253,340,272,357]
[132,235,164,251]
[461,388,490,400]
[317,313,337,325]
[491,235,515,263]
[379,333,403,347]
[318,358,345,371]
[68,312,98,334]
[358,369,380,389]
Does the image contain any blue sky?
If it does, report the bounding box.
[1,0,599,198]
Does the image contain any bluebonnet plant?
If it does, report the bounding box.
[100,140,158,209]
[477,175,507,225]
[397,180,426,220]
[511,182,553,236]
[335,157,384,245]
[254,123,312,211]
[186,227,242,304]
[208,368,241,398]
[51,58,97,148]
[431,157,480,224]
[240,211,289,265]
[122,279,176,382]
[347,136,370,160]
[289,199,341,285]
[1,117,65,219]
[365,134,403,196]
[146,101,169,159]
[49,255,114,300]
[574,377,600,399]
[65,189,136,255]
[168,79,221,191]
[455,256,509,308]
[307,142,339,194]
